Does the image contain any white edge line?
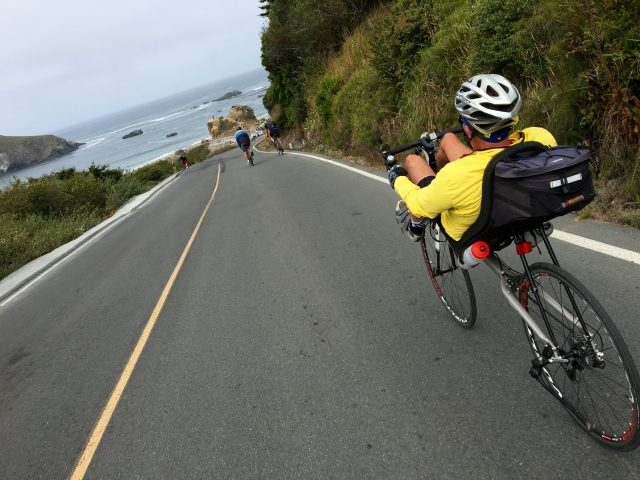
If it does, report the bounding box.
[285,150,640,265]
[551,230,640,265]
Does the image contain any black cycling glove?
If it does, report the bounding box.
[388,165,407,189]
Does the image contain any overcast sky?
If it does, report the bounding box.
[0,0,266,136]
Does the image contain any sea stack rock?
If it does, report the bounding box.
[213,90,242,102]
[122,129,143,139]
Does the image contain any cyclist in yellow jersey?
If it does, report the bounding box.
[388,74,557,241]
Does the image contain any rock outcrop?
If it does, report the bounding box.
[206,105,257,138]
[122,129,143,139]
[228,105,256,122]
[0,135,83,173]
[207,117,236,137]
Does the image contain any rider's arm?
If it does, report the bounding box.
[394,173,454,219]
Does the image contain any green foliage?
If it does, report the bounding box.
[55,167,76,180]
[186,144,212,164]
[371,0,437,91]
[261,0,384,127]
[330,65,396,150]
[470,0,531,77]
[130,160,176,184]
[63,173,108,213]
[105,177,148,211]
[88,163,124,182]
[315,76,343,123]
[0,212,103,279]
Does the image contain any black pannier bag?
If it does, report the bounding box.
[455,142,595,251]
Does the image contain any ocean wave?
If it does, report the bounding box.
[101,109,191,136]
[79,137,106,150]
[150,110,188,123]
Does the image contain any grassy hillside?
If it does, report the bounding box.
[261,0,640,226]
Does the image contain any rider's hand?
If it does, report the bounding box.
[388,165,407,189]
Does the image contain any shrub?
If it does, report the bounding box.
[88,163,124,182]
[55,167,76,180]
[130,160,176,184]
[106,177,149,211]
[186,144,212,164]
[371,0,438,91]
[61,174,108,214]
[0,212,103,279]
[331,65,396,150]
[469,0,530,77]
[315,76,343,123]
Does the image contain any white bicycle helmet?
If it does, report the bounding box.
[455,74,522,137]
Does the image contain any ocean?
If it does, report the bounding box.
[0,68,269,188]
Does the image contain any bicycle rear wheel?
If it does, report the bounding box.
[420,223,476,328]
[521,263,640,450]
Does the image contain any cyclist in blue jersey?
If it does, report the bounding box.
[235,127,254,166]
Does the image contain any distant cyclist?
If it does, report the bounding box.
[179,153,189,170]
[235,126,254,166]
[264,119,283,153]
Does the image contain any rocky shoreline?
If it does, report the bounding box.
[0,135,83,173]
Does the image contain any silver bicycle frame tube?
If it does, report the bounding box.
[483,255,556,349]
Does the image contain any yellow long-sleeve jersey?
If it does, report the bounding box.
[393,127,557,241]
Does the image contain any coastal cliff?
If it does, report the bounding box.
[0,135,83,173]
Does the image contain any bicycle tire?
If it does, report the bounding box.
[420,223,477,328]
[520,262,640,450]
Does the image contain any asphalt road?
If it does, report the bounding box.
[0,147,639,479]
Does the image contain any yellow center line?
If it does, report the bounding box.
[68,162,222,480]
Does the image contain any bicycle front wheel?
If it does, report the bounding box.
[420,223,476,328]
[521,263,640,450]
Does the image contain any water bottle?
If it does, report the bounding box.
[458,241,490,269]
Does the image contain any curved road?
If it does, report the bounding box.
[1,147,639,478]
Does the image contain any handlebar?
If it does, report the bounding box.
[382,127,463,168]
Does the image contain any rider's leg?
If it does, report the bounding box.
[403,154,436,223]
[435,132,472,169]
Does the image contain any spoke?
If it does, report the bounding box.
[582,376,607,432]
[581,374,628,433]
[587,366,633,396]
